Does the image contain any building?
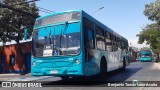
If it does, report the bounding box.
[0,41,31,74]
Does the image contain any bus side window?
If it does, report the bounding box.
[105,31,112,52]
[115,37,118,51]
[112,35,114,51]
[112,35,117,51]
[83,17,95,62]
[96,26,105,50]
[83,17,95,49]
[84,29,94,48]
[87,29,94,49]
[117,37,121,50]
[121,41,125,50]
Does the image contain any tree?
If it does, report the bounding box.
[137,0,160,61]
[144,0,160,25]
[0,0,39,44]
[0,0,39,74]
[137,23,160,61]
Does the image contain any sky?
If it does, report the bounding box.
[35,0,157,49]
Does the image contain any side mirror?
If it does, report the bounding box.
[24,29,28,40]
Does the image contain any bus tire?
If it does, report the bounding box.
[60,76,69,80]
[122,59,126,71]
[100,58,107,78]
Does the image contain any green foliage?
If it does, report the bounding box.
[0,0,39,44]
[144,0,160,24]
[137,23,160,48]
[137,23,160,53]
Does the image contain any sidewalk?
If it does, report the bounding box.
[0,73,30,81]
[0,73,56,81]
[152,62,160,70]
[8,75,55,81]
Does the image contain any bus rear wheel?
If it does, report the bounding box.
[100,59,107,78]
[60,76,69,80]
[122,60,126,71]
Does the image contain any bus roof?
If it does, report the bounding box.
[82,11,113,33]
[36,10,128,41]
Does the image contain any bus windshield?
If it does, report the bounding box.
[141,54,150,57]
[32,22,81,57]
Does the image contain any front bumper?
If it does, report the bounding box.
[31,65,83,76]
[140,58,151,61]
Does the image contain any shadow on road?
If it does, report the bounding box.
[44,67,142,86]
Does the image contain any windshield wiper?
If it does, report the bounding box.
[52,22,68,55]
[49,30,52,44]
[59,22,68,47]
[44,27,52,44]
[59,22,68,55]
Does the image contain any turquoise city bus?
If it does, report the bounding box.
[30,10,129,79]
[139,50,152,62]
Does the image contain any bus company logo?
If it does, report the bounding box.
[2,82,11,87]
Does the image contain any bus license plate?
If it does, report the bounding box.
[50,70,58,74]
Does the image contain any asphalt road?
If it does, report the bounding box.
[1,61,160,90]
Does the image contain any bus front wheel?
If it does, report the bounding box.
[60,76,69,80]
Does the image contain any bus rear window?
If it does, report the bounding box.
[35,12,81,27]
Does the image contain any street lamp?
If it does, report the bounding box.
[92,6,104,15]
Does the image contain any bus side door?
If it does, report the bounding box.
[84,28,98,75]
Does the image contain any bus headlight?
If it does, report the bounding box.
[32,62,36,67]
[75,59,80,65]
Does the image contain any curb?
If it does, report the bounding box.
[0,73,30,76]
[0,74,20,76]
